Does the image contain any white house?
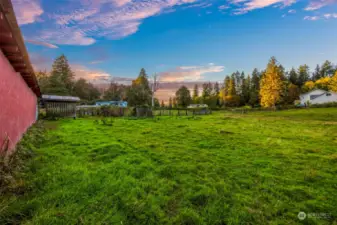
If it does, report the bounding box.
[300,89,337,105]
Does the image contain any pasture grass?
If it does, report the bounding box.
[1,108,337,224]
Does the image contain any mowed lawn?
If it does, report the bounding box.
[2,108,337,224]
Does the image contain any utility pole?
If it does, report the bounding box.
[151,73,159,108]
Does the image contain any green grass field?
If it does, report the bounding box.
[2,108,337,224]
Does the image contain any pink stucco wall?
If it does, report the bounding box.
[0,50,37,152]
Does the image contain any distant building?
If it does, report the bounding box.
[41,95,81,118]
[95,101,128,108]
[300,89,337,105]
[187,104,208,108]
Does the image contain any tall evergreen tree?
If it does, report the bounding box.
[48,55,74,95]
[172,97,177,108]
[312,64,321,81]
[228,76,237,96]
[213,82,220,106]
[320,60,334,77]
[161,100,165,108]
[240,75,251,105]
[223,76,240,106]
[169,97,173,109]
[288,68,298,85]
[297,64,310,87]
[249,68,260,106]
[278,64,286,81]
[202,83,212,99]
[234,71,241,94]
[220,76,231,106]
[128,68,152,106]
[192,84,199,103]
[223,76,231,96]
[259,57,283,108]
[175,86,191,107]
[133,68,150,87]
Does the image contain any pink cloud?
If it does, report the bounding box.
[72,65,112,84]
[113,0,132,7]
[72,65,134,85]
[159,64,225,82]
[26,39,58,48]
[230,0,296,14]
[236,0,296,14]
[12,0,43,25]
[38,30,96,46]
[305,0,337,11]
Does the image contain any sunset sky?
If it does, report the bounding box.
[12,0,337,99]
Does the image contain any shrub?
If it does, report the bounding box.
[0,121,45,195]
[311,102,337,108]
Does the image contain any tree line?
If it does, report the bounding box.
[37,55,337,108]
[172,57,337,108]
[36,55,155,106]
[36,55,101,102]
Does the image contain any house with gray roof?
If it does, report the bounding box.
[300,89,337,105]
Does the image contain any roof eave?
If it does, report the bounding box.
[0,0,41,97]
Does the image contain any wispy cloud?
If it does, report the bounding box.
[323,13,337,18]
[159,63,224,82]
[12,0,43,25]
[304,15,320,20]
[229,0,297,14]
[38,30,96,46]
[72,65,112,84]
[113,0,132,7]
[184,2,213,9]
[89,60,105,65]
[12,0,203,46]
[72,65,135,85]
[26,39,58,48]
[219,5,230,10]
[288,9,296,13]
[305,0,337,11]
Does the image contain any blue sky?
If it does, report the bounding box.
[12,0,337,85]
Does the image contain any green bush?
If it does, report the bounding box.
[311,102,337,108]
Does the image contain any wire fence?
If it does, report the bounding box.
[75,106,212,118]
[153,108,212,116]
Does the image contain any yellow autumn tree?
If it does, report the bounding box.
[315,76,331,90]
[259,57,283,108]
[329,71,337,92]
[302,81,315,92]
[224,77,240,106]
